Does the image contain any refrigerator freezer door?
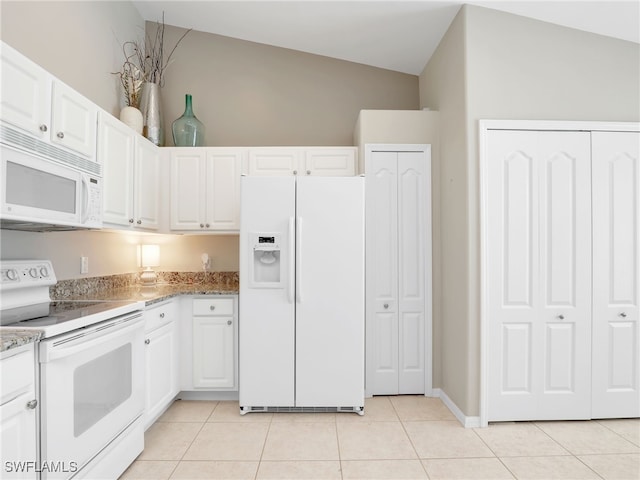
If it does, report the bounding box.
[295,176,365,407]
[239,176,296,407]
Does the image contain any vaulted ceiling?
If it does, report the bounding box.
[133,1,640,75]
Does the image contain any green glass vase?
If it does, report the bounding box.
[171,94,205,146]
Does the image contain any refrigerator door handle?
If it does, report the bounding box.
[296,216,303,303]
[288,216,295,304]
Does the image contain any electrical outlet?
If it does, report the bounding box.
[81,256,89,274]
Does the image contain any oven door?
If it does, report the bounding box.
[38,312,144,480]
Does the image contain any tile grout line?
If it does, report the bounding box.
[389,397,432,478]
[253,410,274,480]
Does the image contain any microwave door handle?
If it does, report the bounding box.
[81,176,89,224]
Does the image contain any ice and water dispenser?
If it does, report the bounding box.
[250,233,283,288]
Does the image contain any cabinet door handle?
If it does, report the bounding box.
[292,170,298,175]
[306,170,311,175]
[129,218,134,224]
[26,399,38,410]
[57,131,64,139]
[558,314,565,320]
[227,320,232,326]
[383,303,389,309]
[210,305,216,311]
[136,220,142,225]
[159,313,165,318]
[200,223,205,228]
[619,312,628,318]
[39,124,48,132]
[205,223,210,228]
[145,339,150,345]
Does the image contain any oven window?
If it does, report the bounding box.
[6,161,76,213]
[73,344,132,437]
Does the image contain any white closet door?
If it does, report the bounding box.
[591,131,640,418]
[397,153,428,394]
[366,151,399,395]
[486,130,591,421]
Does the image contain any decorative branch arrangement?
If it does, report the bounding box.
[113,12,191,106]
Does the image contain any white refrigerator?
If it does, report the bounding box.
[239,175,365,414]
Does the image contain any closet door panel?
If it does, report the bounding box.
[537,132,592,418]
[366,151,399,395]
[397,152,427,393]
[487,130,540,420]
[592,131,640,418]
[487,130,591,421]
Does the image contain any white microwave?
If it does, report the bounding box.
[0,144,103,231]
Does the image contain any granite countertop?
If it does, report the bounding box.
[1,281,239,352]
[66,282,239,306]
[0,328,43,353]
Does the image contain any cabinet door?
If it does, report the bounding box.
[0,392,37,479]
[591,131,640,418]
[248,148,300,176]
[170,150,207,230]
[205,149,242,231]
[51,80,97,158]
[304,147,356,176]
[144,321,176,429]
[486,130,592,421]
[0,42,50,139]
[99,112,135,227]
[366,151,399,395]
[193,316,235,388]
[135,138,160,230]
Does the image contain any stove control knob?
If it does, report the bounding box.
[29,268,38,278]
[6,269,18,281]
[39,266,49,278]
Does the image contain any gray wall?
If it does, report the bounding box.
[419,4,640,417]
[1,0,144,116]
[155,23,419,147]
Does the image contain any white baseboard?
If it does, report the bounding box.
[178,390,240,401]
[431,388,481,428]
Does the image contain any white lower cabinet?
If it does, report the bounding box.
[0,343,37,480]
[143,300,179,429]
[181,296,238,391]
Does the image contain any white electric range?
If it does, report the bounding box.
[0,260,145,480]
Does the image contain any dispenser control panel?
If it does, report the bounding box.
[251,233,283,287]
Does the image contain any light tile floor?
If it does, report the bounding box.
[120,396,640,480]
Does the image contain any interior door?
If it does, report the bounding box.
[295,176,365,407]
[591,131,640,418]
[486,130,592,421]
[366,148,429,396]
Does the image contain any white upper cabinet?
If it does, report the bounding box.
[50,81,97,158]
[169,148,243,232]
[0,42,50,138]
[0,42,98,163]
[99,111,159,230]
[248,147,356,176]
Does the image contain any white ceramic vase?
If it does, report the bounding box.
[119,106,144,134]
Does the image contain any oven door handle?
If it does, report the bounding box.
[40,314,144,363]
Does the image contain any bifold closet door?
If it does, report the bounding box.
[591,131,640,418]
[366,149,428,395]
[486,130,592,421]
